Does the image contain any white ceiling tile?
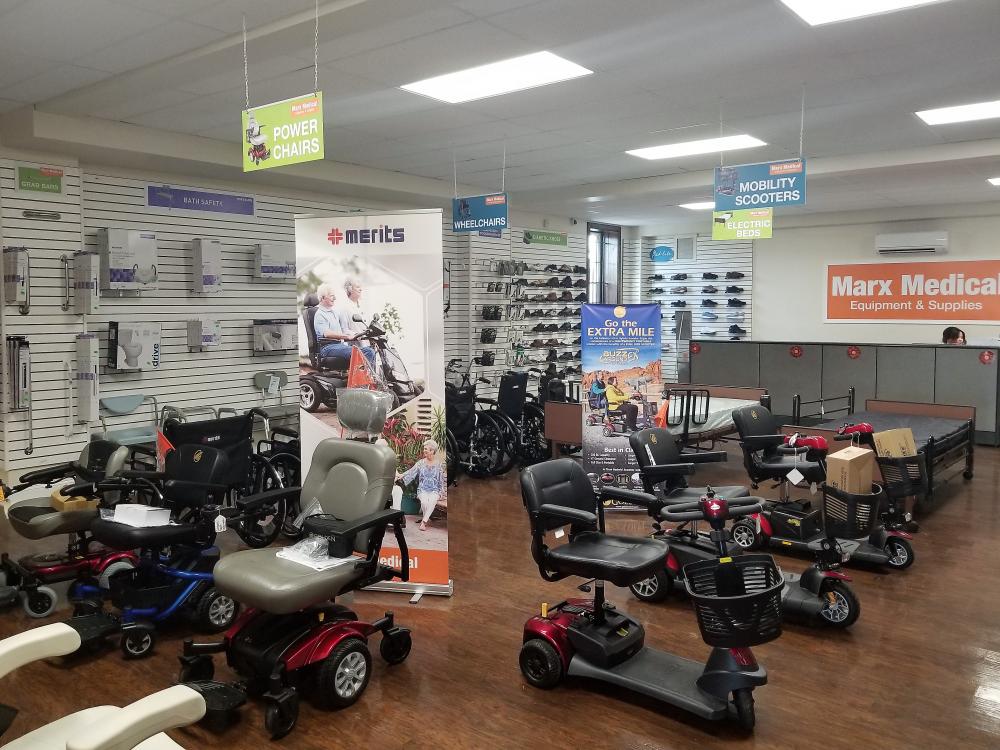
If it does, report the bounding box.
[0,97,23,113]
[0,0,26,15]
[184,0,321,33]
[100,88,201,122]
[0,64,111,103]
[174,52,309,96]
[452,0,546,17]
[75,20,228,74]
[0,0,169,63]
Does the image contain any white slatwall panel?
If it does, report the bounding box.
[625,235,753,383]
[0,162,85,468]
[80,171,372,455]
[442,231,470,378]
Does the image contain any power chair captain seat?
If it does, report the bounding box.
[731,404,825,500]
[629,427,750,501]
[180,387,412,740]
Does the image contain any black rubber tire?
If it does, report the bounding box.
[314,638,372,709]
[380,630,412,665]
[819,580,861,629]
[884,537,915,570]
[730,520,762,550]
[23,586,58,619]
[628,568,673,603]
[98,560,136,590]
[179,656,215,684]
[446,430,460,485]
[264,699,298,740]
[466,415,506,478]
[484,410,518,476]
[963,470,974,480]
[519,639,563,690]
[519,405,549,465]
[733,688,755,730]
[300,381,322,412]
[120,630,156,659]
[235,457,286,548]
[194,588,238,633]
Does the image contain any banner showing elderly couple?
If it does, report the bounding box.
[296,210,449,592]
[581,304,662,510]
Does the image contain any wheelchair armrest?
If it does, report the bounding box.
[60,481,99,498]
[777,445,808,456]
[304,508,404,539]
[640,463,696,483]
[18,462,73,487]
[234,486,300,512]
[66,685,205,750]
[121,469,168,482]
[270,426,299,440]
[537,504,597,527]
[598,487,664,512]
[679,450,728,464]
[740,434,787,451]
[128,444,156,456]
[0,623,81,682]
[163,479,230,498]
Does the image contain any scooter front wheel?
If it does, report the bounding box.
[884,538,914,570]
[819,581,860,628]
[732,688,755,730]
[629,568,672,603]
[520,639,563,689]
[731,520,763,550]
[23,586,58,619]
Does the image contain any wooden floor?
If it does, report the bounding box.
[2,444,999,749]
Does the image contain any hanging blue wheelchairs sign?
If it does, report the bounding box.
[714,158,806,211]
[649,245,674,263]
[452,192,508,233]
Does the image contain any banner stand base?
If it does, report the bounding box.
[365,580,454,602]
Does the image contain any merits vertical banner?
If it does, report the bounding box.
[581,304,662,509]
[295,210,450,596]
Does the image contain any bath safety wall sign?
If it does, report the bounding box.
[826,259,1000,322]
[714,158,806,210]
[242,92,324,172]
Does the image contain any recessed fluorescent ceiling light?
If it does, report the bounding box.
[399,51,592,104]
[916,99,1000,125]
[779,0,951,26]
[989,177,1000,186]
[679,202,716,210]
[627,134,765,161]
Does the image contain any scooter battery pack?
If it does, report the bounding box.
[568,612,645,669]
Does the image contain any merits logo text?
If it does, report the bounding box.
[327,224,405,245]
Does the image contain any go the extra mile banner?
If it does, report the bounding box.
[581,304,661,508]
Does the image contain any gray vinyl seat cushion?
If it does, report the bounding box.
[213,548,364,614]
[8,504,97,540]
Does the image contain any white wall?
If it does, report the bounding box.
[754,213,1000,345]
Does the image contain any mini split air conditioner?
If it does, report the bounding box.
[875,231,949,256]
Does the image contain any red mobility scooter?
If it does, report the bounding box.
[178,389,412,739]
[0,440,138,617]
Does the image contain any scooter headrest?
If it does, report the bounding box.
[337,388,393,435]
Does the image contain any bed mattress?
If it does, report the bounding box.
[666,396,758,438]
[814,410,969,450]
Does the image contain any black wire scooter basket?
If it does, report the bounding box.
[876,455,929,509]
[822,483,883,540]
[682,554,783,648]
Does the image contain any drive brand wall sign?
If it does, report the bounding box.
[715,158,806,210]
[452,192,508,233]
[242,92,324,172]
[712,208,773,240]
[523,229,568,246]
[15,164,63,195]
[826,259,1000,322]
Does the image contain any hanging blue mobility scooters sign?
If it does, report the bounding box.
[714,158,807,211]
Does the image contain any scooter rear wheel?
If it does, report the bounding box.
[629,568,673,603]
[519,639,563,689]
[884,538,914,570]
[819,581,860,628]
[733,688,755,730]
[731,520,763,550]
[315,638,372,709]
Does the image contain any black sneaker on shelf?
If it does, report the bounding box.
[558,352,574,361]
[574,279,587,287]
[701,299,718,307]
[647,287,665,294]
[546,324,561,332]
[702,272,718,280]
[530,339,546,348]
[725,286,744,294]
[726,271,745,280]
[559,322,573,331]
[544,264,558,272]
[559,276,574,287]
[574,293,587,301]
[560,290,574,301]
[702,286,718,294]
[730,336,743,340]
[670,273,688,281]
[728,298,747,307]
[557,306,573,316]
[647,274,664,281]
[558,264,573,273]
[532,323,546,332]
[547,349,559,361]
[670,300,687,307]
[572,322,581,329]
[572,336,581,344]
[543,276,559,287]
[671,286,688,294]
[545,338,561,347]
[729,325,748,334]
[573,265,587,274]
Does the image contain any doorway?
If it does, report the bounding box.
[587,222,621,303]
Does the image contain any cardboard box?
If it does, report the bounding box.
[826,445,875,495]
[114,504,171,527]
[107,321,161,370]
[50,487,100,513]
[872,428,917,458]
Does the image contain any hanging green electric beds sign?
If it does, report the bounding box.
[242,92,324,172]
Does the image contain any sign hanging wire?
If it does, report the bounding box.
[243,14,249,111]
[501,142,506,193]
[719,98,725,167]
[452,151,458,199]
[314,0,320,93]
[799,84,806,157]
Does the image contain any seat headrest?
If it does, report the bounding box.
[628,427,680,468]
[337,388,393,434]
[732,404,777,438]
[304,293,320,308]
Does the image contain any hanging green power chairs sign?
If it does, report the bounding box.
[242,92,325,172]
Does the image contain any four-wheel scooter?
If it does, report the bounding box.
[519,459,784,730]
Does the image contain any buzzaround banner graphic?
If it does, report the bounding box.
[581,304,662,507]
[295,210,448,589]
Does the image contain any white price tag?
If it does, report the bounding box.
[810,481,818,495]
[266,375,280,395]
[554,528,565,539]
[786,468,805,486]
[214,514,227,533]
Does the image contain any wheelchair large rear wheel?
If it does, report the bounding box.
[237,456,287,548]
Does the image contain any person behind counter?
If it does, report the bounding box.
[942,326,966,345]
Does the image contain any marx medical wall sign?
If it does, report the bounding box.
[826,259,1000,322]
[242,92,324,172]
[714,158,806,210]
[452,192,508,233]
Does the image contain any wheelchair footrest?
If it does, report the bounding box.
[185,681,245,732]
[0,586,17,608]
[67,612,120,644]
